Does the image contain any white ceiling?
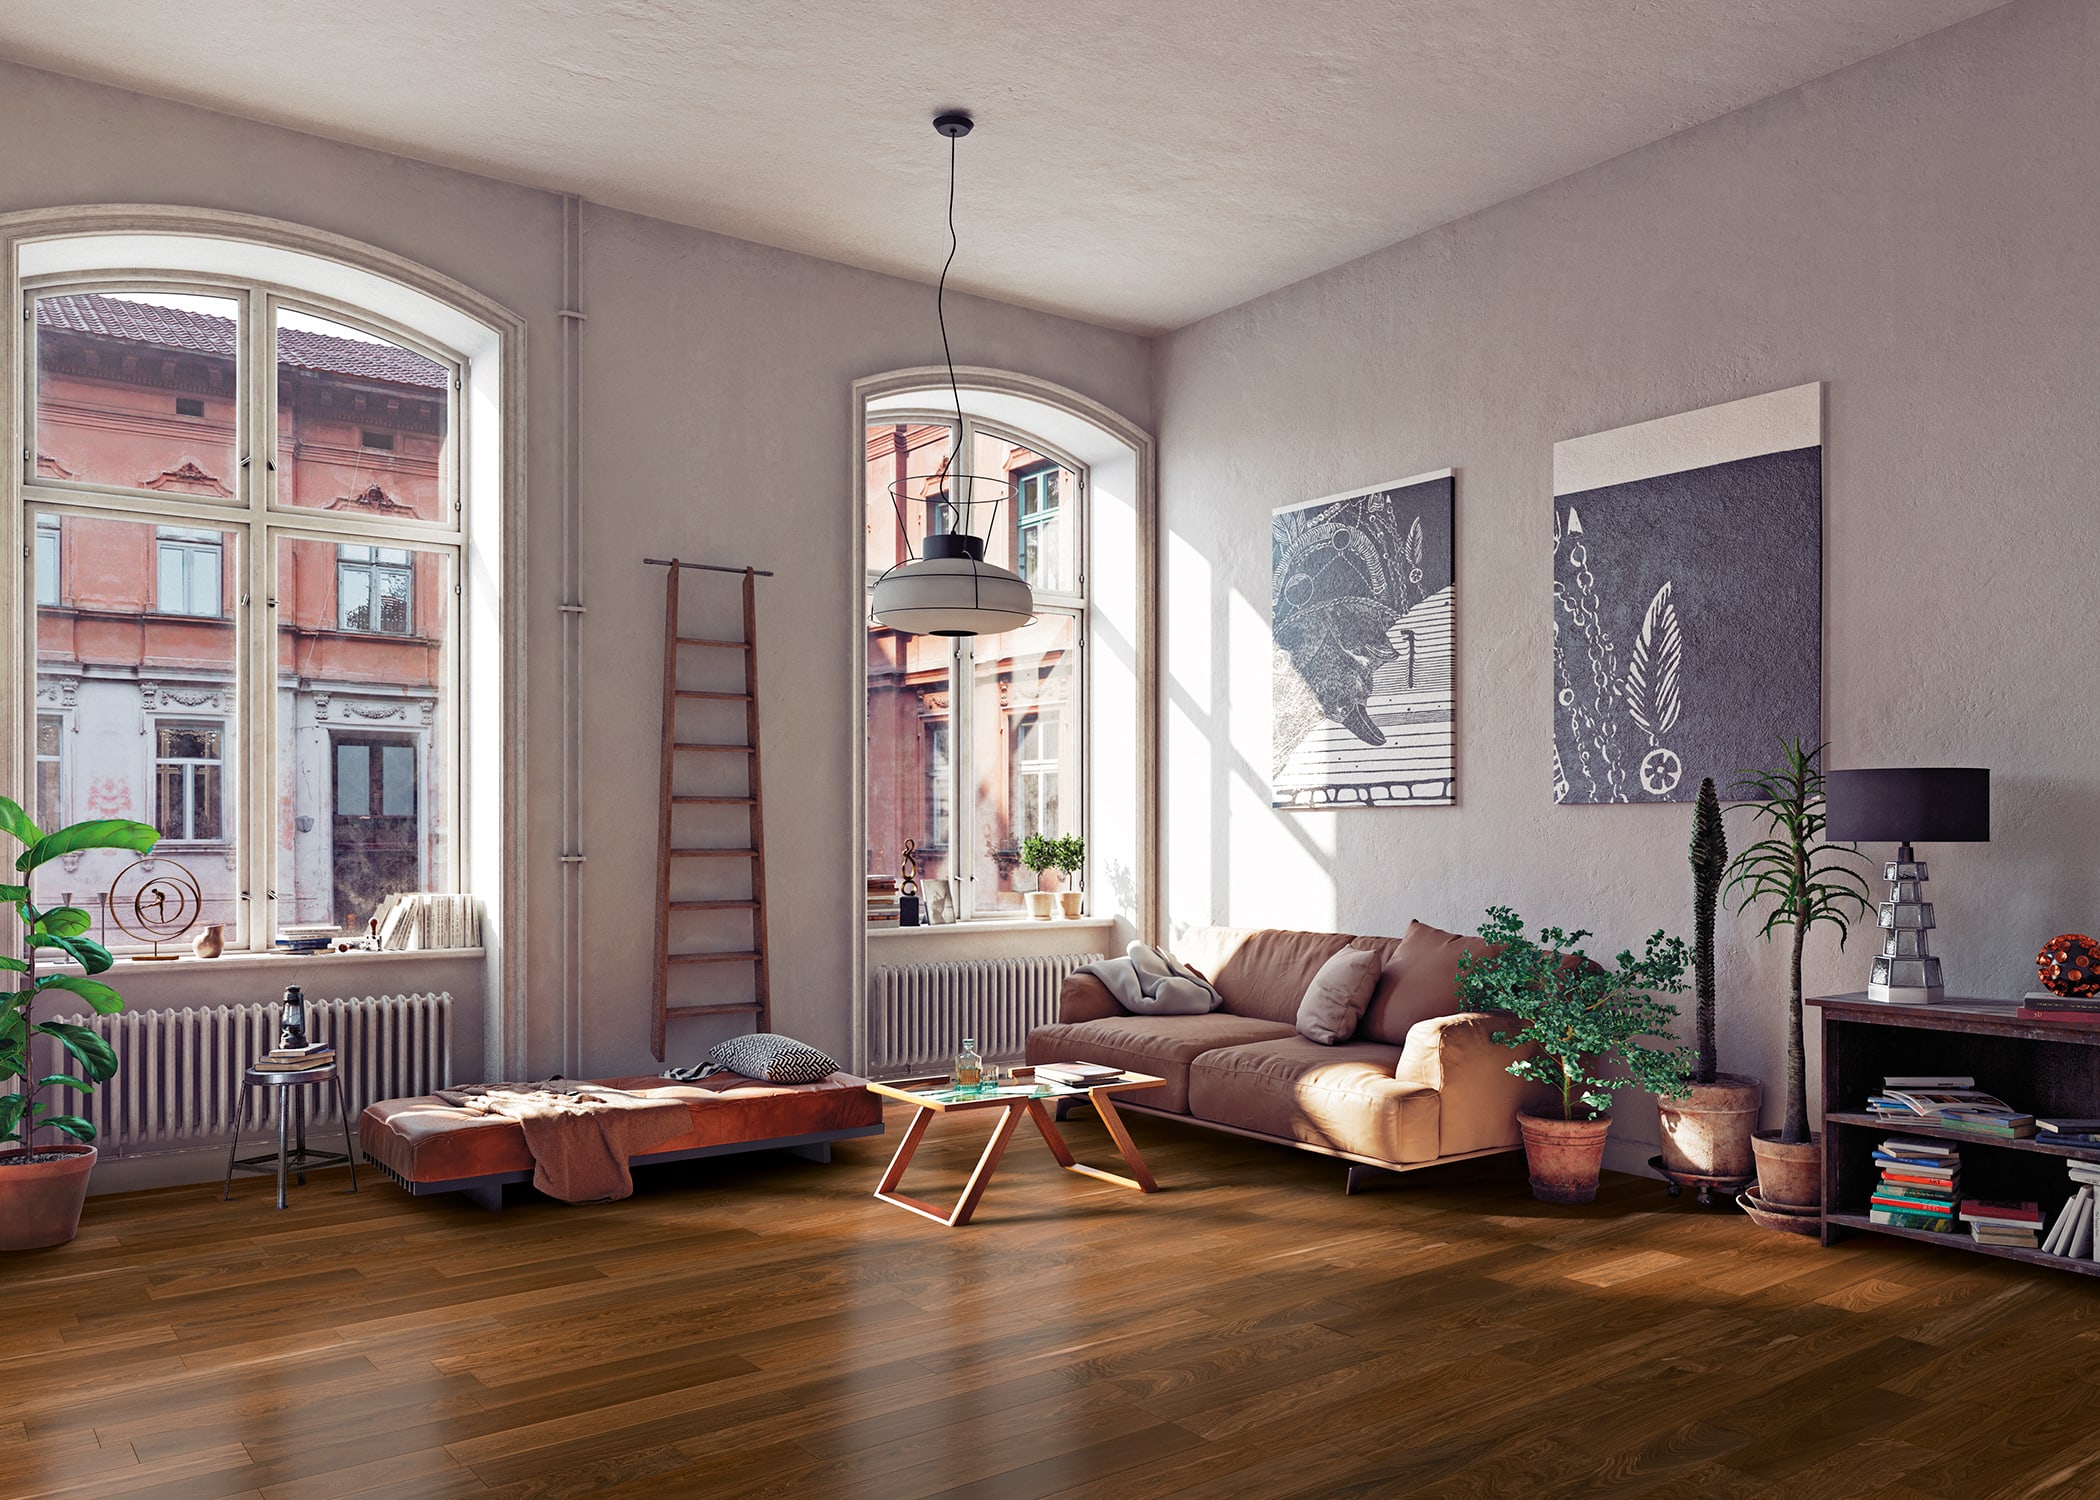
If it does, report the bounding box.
[0,0,2007,334]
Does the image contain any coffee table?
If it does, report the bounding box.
[866,1066,1166,1227]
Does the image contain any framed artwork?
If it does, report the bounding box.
[1272,469,1455,808]
[1552,383,1822,804]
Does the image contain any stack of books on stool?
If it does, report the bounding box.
[1963,1198,2043,1249]
[1869,1137,1960,1230]
[254,1042,335,1073]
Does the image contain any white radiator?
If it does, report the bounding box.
[40,992,451,1157]
[868,955,1102,1076]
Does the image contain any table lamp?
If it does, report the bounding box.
[1823,767,1990,1004]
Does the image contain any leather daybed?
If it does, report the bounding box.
[359,1070,883,1209]
[1027,922,1556,1192]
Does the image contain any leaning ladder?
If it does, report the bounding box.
[648,558,774,1062]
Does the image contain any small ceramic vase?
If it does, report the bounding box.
[192,923,226,959]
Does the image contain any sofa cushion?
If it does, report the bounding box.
[1358,920,1495,1046]
[1175,926,1361,1025]
[1295,944,1382,1044]
[1025,1013,1299,1113]
[1188,1037,1440,1164]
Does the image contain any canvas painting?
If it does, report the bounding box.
[1552,383,1822,804]
[1272,470,1455,808]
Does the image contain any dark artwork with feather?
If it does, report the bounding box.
[1551,384,1822,805]
[1272,470,1454,808]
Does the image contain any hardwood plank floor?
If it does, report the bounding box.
[11,1104,2100,1499]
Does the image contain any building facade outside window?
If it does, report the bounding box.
[864,418,1084,921]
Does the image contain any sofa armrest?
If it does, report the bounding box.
[1394,1012,1560,1157]
[1057,972,1127,1024]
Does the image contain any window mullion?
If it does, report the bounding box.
[244,287,273,951]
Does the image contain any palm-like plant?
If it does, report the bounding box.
[0,797,158,1153]
[1724,738,1870,1144]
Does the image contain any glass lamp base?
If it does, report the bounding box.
[1866,980,1947,1005]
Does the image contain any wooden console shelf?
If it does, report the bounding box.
[1811,992,2100,1278]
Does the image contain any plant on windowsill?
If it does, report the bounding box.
[1052,835,1085,919]
[1019,834,1060,920]
[1725,737,1870,1219]
[1457,906,1692,1204]
[0,796,159,1251]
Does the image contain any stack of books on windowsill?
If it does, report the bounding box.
[1962,1198,2043,1249]
[1866,1076,2038,1139]
[1869,1137,1961,1230]
[866,877,900,926]
[253,1043,335,1073]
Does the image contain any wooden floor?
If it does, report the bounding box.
[12,1106,2100,1500]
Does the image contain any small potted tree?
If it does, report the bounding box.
[1019,834,1059,920]
[1458,907,1692,1203]
[1052,835,1085,919]
[0,796,159,1251]
[1725,738,1870,1218]
[1655,777,1764,1192]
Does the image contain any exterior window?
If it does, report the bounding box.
[360,429,395,451]
[35,515,59,605]
[175,396,205,418]
[338,545,414,634]
[154,721,224,842]
[35,714,63,831]
[157,527,223,617]
[1014,463,1059,587]
[1013,715,1060,840]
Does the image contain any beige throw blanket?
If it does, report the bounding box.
[436,1081,690,1203]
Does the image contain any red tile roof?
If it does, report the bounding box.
[37,292,449,392]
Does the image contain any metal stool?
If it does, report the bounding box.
[223,1063,359,1209]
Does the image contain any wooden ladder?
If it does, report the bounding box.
[649,558,774,1062]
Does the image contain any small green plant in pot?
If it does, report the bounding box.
[1019,834,1060,919]
[0,796,159,1251]
[1725,737,1870,1217]
[1051,835,1085,918]
[1458,907,1693,1204]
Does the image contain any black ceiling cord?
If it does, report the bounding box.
[935,113,969,521]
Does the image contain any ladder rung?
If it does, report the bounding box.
[671,796,756,805]
[664,1002,764,1019]
[675,691,753,701]
[666,950,761,965]
[672,743,754,753]
[676,637,752,650]
[669,900,760,911]
[670,848,758,858]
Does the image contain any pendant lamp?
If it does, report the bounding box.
[870,112,1035,638]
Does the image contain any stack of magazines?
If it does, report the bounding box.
[1866,1074,2037,1139]
[1035,1062,1123,1087]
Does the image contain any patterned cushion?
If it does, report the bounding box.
[708,1033,837,1084]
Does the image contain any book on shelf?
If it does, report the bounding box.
[2037,1118,2100,1135]
[2025,991,2100,1007]
[1877,1136,1958,1158]
[1972,1224,2041,1248]
[1871,1206,1957,1231]
[1884,1075,1976,1089]
[2018,1008,2100,1024]
[1958,1198,2042,1227]
[2043,1186,2097,1258]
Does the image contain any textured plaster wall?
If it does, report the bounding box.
[0,58,1152,1092]
[1153,0,2100,1166]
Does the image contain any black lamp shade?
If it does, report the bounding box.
[1824,767,1990,844]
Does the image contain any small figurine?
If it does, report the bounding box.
[899,839,922,927]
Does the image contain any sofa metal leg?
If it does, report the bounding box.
[787,1142,832,1164]
[460,1182,506,1212]
[1345,1164,1391,1195]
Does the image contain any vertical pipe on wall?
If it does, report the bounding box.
[557,195,587,1076]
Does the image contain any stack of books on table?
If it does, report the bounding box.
[1869,1138,1961,1230]
[1034,1062,1124,1088]
[2019,992,2100,1024]
[2043,1165,2100,1260]
[1962,1198,2044,1250]
[1865,1074,2038,1139]
[254,1043,335,1073]
[866,877,900,926]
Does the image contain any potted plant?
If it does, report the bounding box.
[1655,777,1764,1189]
[1019,834,1059,919]
[0,797,158,1251]
[1458,907,1692,1203]
[1052,835,1085,919]
[1725,738,1870,1216]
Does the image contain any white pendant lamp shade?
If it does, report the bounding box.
[871,534,1033,637]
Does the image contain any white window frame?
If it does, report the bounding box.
[151,716,228,845]
[862,409,1088,924]
[336,542,417,635]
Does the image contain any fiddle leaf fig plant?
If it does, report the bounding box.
[1457,907,1694,1122]
[0,797,158,1153]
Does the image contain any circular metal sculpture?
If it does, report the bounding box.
[2037,933,2100,998]
[108,857,203,961]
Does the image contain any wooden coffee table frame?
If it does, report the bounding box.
[866,1067,1165,1227]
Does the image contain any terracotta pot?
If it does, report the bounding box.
[1025,891,1056,920]
[1657,1073,1764,1179]
[0,1144,97,1251]
[1750,1130,1822,1210]
[1058,891,1083,919]
[1517,1111,1612,1204]
[192,923,226,959]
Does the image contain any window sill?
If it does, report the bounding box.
[33,946,486,976]
[867,917,1115,939]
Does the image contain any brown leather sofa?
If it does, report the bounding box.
[1025,922,1555,1190]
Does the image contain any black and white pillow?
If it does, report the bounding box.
[707,1033,838,1084]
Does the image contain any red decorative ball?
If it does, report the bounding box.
[2038,934,2100,998]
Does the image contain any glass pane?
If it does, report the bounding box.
[35,715,60,757]
[378,567,411,633]
[279,536,453,936]
[865,616,953,906]
[971,431,1076,594]
[35,761,61,833]
[971,612,1080,915]
[275,308,451,521]
[34,515,241,943]
[865,420,956,577]
[35,291,241,498]
[35,518,59,605]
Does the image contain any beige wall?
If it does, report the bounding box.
[0,57,1152,1086]
[1154,0,2100,1166]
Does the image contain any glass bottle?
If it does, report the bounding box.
[954,1037,984,1094]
